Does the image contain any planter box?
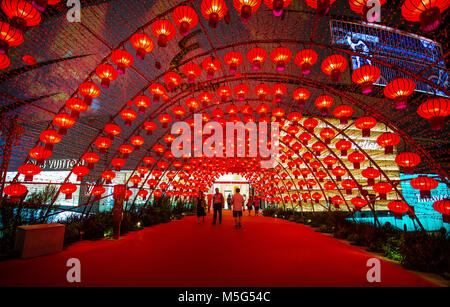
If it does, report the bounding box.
[15,224,65,259]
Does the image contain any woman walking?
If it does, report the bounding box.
[247,195,253,216]
[196,191,206,224]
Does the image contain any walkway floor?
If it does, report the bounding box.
[0,211,437,286]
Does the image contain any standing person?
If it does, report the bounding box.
[247,195,253,216]
[254,197,260,216]
[227,194,232,210]
[196,191,206,224]
[231,188,245,228]
[212,188,224,225]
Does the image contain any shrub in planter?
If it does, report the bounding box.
[82,213,112,240]
[347,233,366,246]
[384,235,404,262]
[262,207,276,217]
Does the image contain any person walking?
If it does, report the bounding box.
[247,195,253,216]
[212,188,224,225]
[227,194,232,210]
[231,188,244,228]
[196,191,206,224]
[254,198,260,216]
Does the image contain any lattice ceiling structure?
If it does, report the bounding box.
[0,0,449,226]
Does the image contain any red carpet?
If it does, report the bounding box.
[0,211,437,286]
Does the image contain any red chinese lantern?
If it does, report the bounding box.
[270,47,292,71]
[319,128,334,144]
[234,84,249,101]
[95,137,112,154]
[0,21,24,54]
[323,155,337,170]
[130,175,142,188]
[29,146,52,165]
[306,0,337,16]
[172,5,198,36]
[351,197,367,211]
[417,97,449,131]
[154,189,163,198]
[342,179,357,195]
[402,0,450,32]
[201,0,228,28]
[433,199,450,223]
[164,71,182,91]
[143,121,157,136]
[321,54,347,82]
[324,181,336,190]
[119,144,134,159]
[355,116,377,137]
[137,166,149,178]
[4,183,27,202]
[332,166,346,181]
[52,113,75,135]
[18,163,41,181]
[1,0,41,33]
[395,152,420,174]
[111,49,134,74]
[233,0,261,20]
[247,47,267,71]
[95,63,117,88]
[151,19,176,47]
[287,111,302,123]
[331,195,344,208]
[202,56,221,79]
[388,201,410,219]
[144,156,155,166]
[253,83,269,101]
[183,62,201,83]
[125,189,133,201]
[292,88,310,108]
[130,33,154,60]
[316,171,327,182]
[134,95,151,114]
[315,95,333,116]
[384,78,416,110]
[0,54,10,69]
[78,82,100,105]
[216,86,232,103]
[351,64,380,94]
[410,176,438,198]
[373,182,392,200]
[263,0,292,16]
[138,189,148,200]
[377,132,401,154]
[294,49,318,75]
[271,83,286,103]
[65,98,87,119]
[172,105,186,120]
[303,118,318,133]
[102,171,116,184]
[83,152,100,169]
[153,144,165,155]
[362,167,380,186]
[40,129,61,151]
[120,108,137,126]
[333,105,353,125]
[348,152,365,169]
[224,51,243,74]
[158,113,172,128]
[131,135,144,150]
[91,186,105,199]
[60,183,77,200]
[73,165,89,181]
[104,123,121,140]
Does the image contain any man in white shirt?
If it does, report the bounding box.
[212,188,224,225]
[231,188,245,228]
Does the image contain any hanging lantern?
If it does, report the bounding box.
[355,116,377,137]
[224,51,243,74]
[65,98,87,119]
[333,105,353,125]
[73,165,89,182]
[172,5,198,36]
[377,132,400,154]
[29,146,52,165]
[292,88,310,108]
[83,152,100,169]
[227,104,239,115]
[111,49,134,74]
[52,113,75,135]
[151,19,176,47]
[95,63,117,88]
[153,144,165,155]
[335,139,351,156]
[131,135,144,150]
[233,0,261,21]
[0,21,24,54]
[315,95,333,116]
[270,47,292,72]
[60,183,77,200]
[433,199,450,223]
[134,95,151,114]
[130,175,142,188]
[321,54,347,82]
[271,84,286,103]
[331,195,344,208]
[373,182,392,200]
[91,186,106,199]
[4,183,27,202]
[395,152,421,174]
[347,151,365,170]
[351,197,367,211]
[384,78,416,110]
[202,56,221,79]
[323,155,337,170]
[287,111,302,123]
[254,83,269,101]
[138,189,149,200]
[362,167,380,186]
[172,105,187,120]
[294,49,318,75]
[182,62,201,83]
[234,84,249,101]
[402,0,450,32]
[149,83,167,103]
[95,137,112,154]
[263,0,292,16]
[18,163,41,181]
[351,64,380,94]
[324,181,336,190]
[154,189,163,198]
[0,54,10,69]
[247,47,267,71]
[342,179,357,195]
[78,82,100,106]
[143,156,156,166]
[104,123,121,140]
[303,118,318,133]
[40,129,61,151]
[388,201,410,219]
[417,97,449,131]
[143,121,157,135]
[201,0,228,28]
[102,171,116,184]
[320,128,335,144]
[410,176,438,198]
[216,86,232,103]
[137,166,149,178]
[349,0,386,21]
[164,71,182,91]
[119,144,134,159]
[186,97,200,111]
[332,166,346,181]
[130,33,154,60]
[120,108,137,126]
[1,0,41,33]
